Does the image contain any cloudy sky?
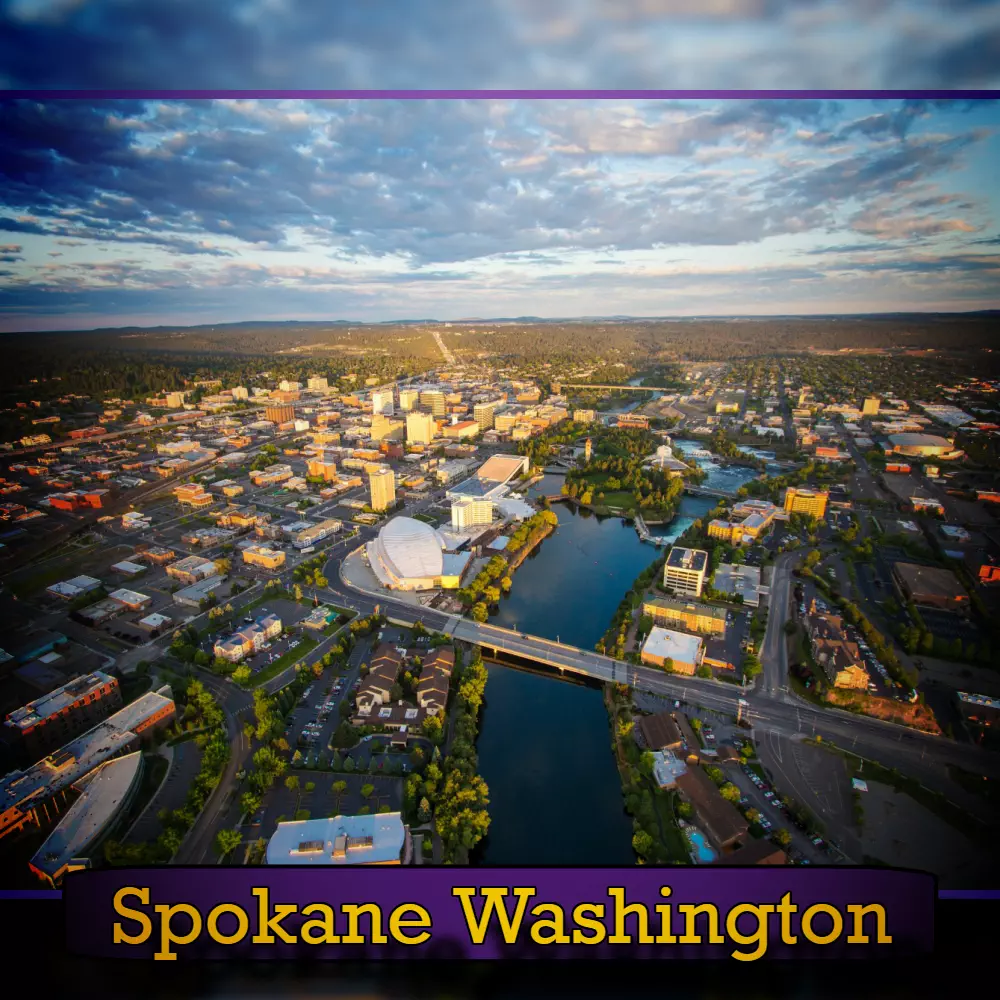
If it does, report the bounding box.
[1,97,999,330]
[1,0,998,91]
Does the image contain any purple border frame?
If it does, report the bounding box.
[1,89,999,100]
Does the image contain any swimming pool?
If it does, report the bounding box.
[688,828,717,863]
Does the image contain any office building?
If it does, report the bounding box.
[419,390,446,417]
[368,467,396,512]
[862,397,880,417]
[371,389,395,416]
[642,598,727,636]
[451,497,494,531]
[616,413,649,429]
[473,402,497,432]
[574,409,596,424]
[307,376,329,392]
[291,518,342,549]
[640,627,705,675]
[264,403,296,425]
[165,555,218,585]
[173,483,214,508]
[892,562,969,613]
[443,420,479,439]
[6,672,123,761]
[265,813,410,866]
[663,546,709,597]
[242,545,286,571]
[406,410,436,445]
[398,388,420,411]
[231,386,249,400]
[707,498,779,545]
[249,463,294,487]
[712,563,762,608]
[783,487,830,518]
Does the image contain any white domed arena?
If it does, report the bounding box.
[366,516,453,591]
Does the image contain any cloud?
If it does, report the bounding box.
[0,1,997,89]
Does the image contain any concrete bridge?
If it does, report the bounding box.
[684,485,738,500]
[558,383,673,393]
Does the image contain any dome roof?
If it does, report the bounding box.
[375,516,445,581]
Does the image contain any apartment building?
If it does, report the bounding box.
[264,403,296,425]
[419,390,446,417]
[473,402,497,431]
[451,496,494,531]
[242,545,286,571]
[406,410,436,445]
[368,467,396,512]
[642,597,727,636]
[213,614,283,663]
[803,611,869,690]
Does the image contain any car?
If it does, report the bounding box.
[250,810,265,827]
[811,837,825,848]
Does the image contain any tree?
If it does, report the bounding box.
[719,782,741,803]
[676,801,693,820]
[331,779,347,812]
[215,828,243,859]
[417,797,432,823]
[470,602,489,623]
[360,782,375,808]
[783,620,797,636]
[422,714,443,743]
[232,664,252,686]
[696,664,712,679]
[773,828,792,848]
[632,829,654,858]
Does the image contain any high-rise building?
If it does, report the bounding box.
[306,453,339,481]
[473,402,497,431]
[371,389,395,417]
[862,397,881,417]
[451,497,494,531]
[279,380,302,392]
[368,467,396,512]
[406,410,436,445]
[231,386,249,400]
[663,546,709,597]
[307,376,329,392]
[265,403,296,425]
[420,390,446,417]
[370,415,405,442]
[399,388,420,411]
[574,409,596,424]
[783,487,829,518]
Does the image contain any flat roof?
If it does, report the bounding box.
[108,588,151,605]
[957,691,1000,710]
[6,671,117,731]
[266,813,406,866]
[892,562,967,602]
[110,561,146,574]
[643,597,727,623]
[476,454,527,485]
[665,547,708,573]
[642,627,704,665]
[652,750,688,787]
[30,752,143,882]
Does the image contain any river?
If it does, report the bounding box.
[474,473,714,864]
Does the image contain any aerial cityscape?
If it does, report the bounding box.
[0,97,999,889]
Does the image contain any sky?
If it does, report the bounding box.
[1,97,999,330]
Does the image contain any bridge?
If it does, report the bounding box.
[633,512,670,547]
[683,485,738,499]
[558,383,673,393]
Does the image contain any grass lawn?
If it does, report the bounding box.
[249,636,319,688]
[8,562,91,598]
[412,513,437,525]
[651,789,691,863]
[596,490,637,511]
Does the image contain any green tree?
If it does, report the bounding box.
[632,829,655,858]
[719,782,741,803]
[215,827,243,860]
[331,780,347,812]
[470,602,489,623]
[773,827,792,848]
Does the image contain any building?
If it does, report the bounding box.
[368,467,396,512]
[443,419,479,440]
[616,413,649,430]
[419,390,446,417]
[370,414,405,442]
[637,710,685,752]
[398,388,420,411]
[231,386,249,400]
[29,751,144,887]
[979,563,1000,585]
[640,627,705,674]
[712,563,762,608]
[804,612,870,690]
[885,462,911,474]
[0,687,175,842]
[887,433,961,459]
[371,388,395,416]
[675,765,748,852]
[956,691,1000,728]
[416,646,454,716]
[663,547,709,597]
[249,463,294,487]
[6,671,123,761]
[707,498,779,545]
[712,839,788,866]
[862,397,881,417]
[173,483,213,507]
[172,575,224,608]
[651,751,689,789]
[573,409,596,424]
[642,597,727,635]
[307,376,329,392]
[366,516,466,591]
[892,562,969,613]
[265,813,409,866]
[46,575,102,601]
[473,402,496,431]
[165,555,218,585]
[406,410,436,445]
[242,545,286,571]
[306,455,339,481]
[107,588,152,611]
[451,496,494,531]
[290,518,342,549]
[783,487,829,518]
[213,614,283,662]
[264,403,296,425]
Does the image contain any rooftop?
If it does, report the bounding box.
[642,627,704,665]
[265,812,406,866]
[665,547,708,573]
[6,671,117,731]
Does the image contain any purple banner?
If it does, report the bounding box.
[64,867,934,961]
